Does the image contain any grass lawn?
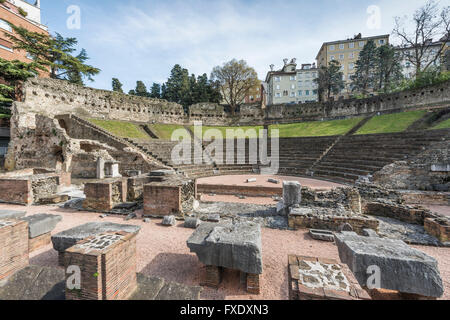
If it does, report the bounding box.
[192,125,265,139]
[431,118,450,130]
[89,119,150,140]
[0,114,11,119]
[148,124,188,140]
[269,118,363,138]
[355,110,427,135]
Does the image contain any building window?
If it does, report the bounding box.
[290,75,296,81]
[305,90,310,96]
[330,45,335,51]
[359,41,364,47]
[275,93,281,98]
[339,44,345,49]
[276,85,280,90]
[330,55,335,61]
[349,63,355,70]
[339,54,344,60]
[0,19,12,33]
[275,76,281,82]
[313,90,318,95]
[283,90,288,96]
[349,42,355,49]
[298,91,302,96]
[290,92,295,97]
[379,39,386,45]
[0,44,13,53]
[291,84,295,89]
[349,52,355,59]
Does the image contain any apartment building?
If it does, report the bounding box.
[316,33,390,99]
[0,0,48,69]
[265,59,318,106]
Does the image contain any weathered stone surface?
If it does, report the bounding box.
[184,217,201,229]
[51,222,141,252]
[207,214,221,223]
[362,229,379,238]
[187,221,263,275]
[283,181,301,207]
[0,209,26,220]
[268,178,279,184]
[162,215,176,226]
[338,223,354,232]
[309,229,335,242]
[150,170,175,177]
[0,265,65,300]
[335,233,444,298]
[21,214,62,239]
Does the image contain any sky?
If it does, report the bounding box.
[38,0,442,92]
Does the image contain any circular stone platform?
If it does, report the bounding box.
[197,175,345,205]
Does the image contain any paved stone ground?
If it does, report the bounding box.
[193,201,288,229]
[0,265,201,300]
[376,217,443,246]
[197,175,344,190]
[0,204,448,300]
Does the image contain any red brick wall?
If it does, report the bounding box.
[144,184,182,216]
[0,4,49,77]
[0,178,32,205]
[0,220,29,281]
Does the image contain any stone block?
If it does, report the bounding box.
[309,229,335,242]
[207,214,221,223]
[267,178,279,184]
[64,232,137,300]
[143,184,182,217]
[184,217,201,229]
[51,222,141,253]
[162,216,176,226]
[0,210,26,220]
[0,219,29,282]
[187,221,263,275]
[96,158,105,179]
[29,232,52,252]
[362,229,379,238]
[335,233,444,298]
[283,181,301,207]
[21,214,62,239]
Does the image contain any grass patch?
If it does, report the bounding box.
[89,119,150,140]
[192,125,265,139]
[0,114,11,119]
[431,118,450,130]
[355,110,427,135]
[269,118,363,138]
[148,124,188,140]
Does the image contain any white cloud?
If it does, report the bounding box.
[84,0,441,90]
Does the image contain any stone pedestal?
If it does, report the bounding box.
[144,184,182,217]
[83,179,127,212]
[283,181,302,207]
[204,265,222,288]
[0,220,29,282]
[64,231,137,300]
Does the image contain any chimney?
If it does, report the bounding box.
[270,64,274,71]
[283,58,288,66]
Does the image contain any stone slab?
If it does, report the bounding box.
[0,266,65,300]
[283,181,301,207]
[162,215,176,226]
[309,229,335,242]
[335,233,444,298]
[0,209,26,220]
[187,221,263,275]
[184,217,201,229]
[51,222,141,252]
[21,214,62,239]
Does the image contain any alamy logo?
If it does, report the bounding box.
[171,121,280,175]
[366,265,381,289]
[66,5,81,30]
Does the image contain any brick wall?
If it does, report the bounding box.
[424,218,450,243]
[64,232,137,300]
[0,219,29,281]
[0,178,31,205]
[144,184,182,216]
[83,179,127,212]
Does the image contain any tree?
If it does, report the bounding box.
[165,64,190,105]
[0,58,39,101]
[149,83,161,98]
[210,59,259,115]
[314,60,345,101]
[5,24,100,85]
[393,0,450,77]
[351,40,378,95]
[131,81,149,97]
[444,48,450,71]
[375,45,404,92]
[112,78,124,93]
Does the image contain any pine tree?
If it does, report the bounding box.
[0,58,39,101]
[112,78,124,93]
[165,65,190,105]
[5,24,100,85]
[351,40,377,95]
[375,45,404,93]
[134,81,149,97]
[314,60,345,101]
[149,83,161,98]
